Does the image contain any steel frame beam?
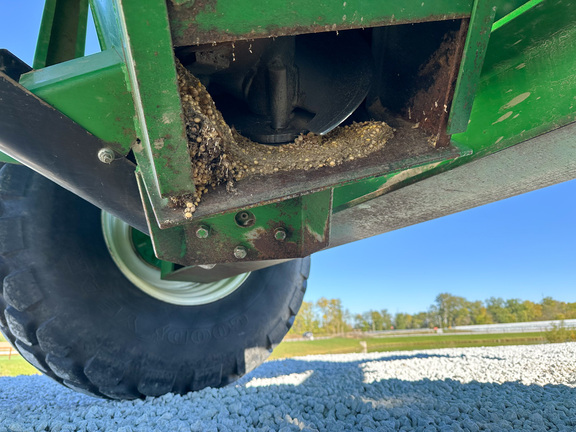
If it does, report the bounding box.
[0,68,148,233]
[167,0,474,46]
[34,0,89,69]
[0,0,573,277]
[332,120,576,247]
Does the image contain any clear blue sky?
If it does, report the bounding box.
[2,2,575,316]
[308,181,576,315]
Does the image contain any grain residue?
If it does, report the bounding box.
[175,60,394,214]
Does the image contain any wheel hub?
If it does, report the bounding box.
[101,212,249,305]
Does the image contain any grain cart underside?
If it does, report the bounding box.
[0,0,575,399]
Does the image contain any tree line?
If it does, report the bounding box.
[290,293,576,335]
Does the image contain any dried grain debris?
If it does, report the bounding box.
[175,61,394,214]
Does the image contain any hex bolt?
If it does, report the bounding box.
[195,225,210,239]
[97,148,115,164]
[274,228,287,241]
[234,246,247,259]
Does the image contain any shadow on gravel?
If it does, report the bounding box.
[2,349,576,431]
[239,352,456,384]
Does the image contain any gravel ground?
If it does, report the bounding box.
[2,343,576,431]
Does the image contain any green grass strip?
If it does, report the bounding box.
[0,356,40,377]
[270,332,547,359]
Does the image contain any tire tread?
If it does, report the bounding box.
[0,165,311,400]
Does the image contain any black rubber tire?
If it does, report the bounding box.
[0,164,309,399]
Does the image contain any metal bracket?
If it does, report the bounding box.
[0,66,147,233]
[138,170,332,265]
[20,49,137,155]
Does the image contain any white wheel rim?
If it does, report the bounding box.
[101,212,249,306]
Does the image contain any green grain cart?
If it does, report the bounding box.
[0,0,574,399]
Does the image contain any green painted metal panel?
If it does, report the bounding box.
[116,0,195,198]
[89,0,123,50]
[34,0,89,69]
[20,50,136,154]
[9,0,572,267]
[447,0,496,134]
[168,0,474,45]
[139,168,332,265]
[332,0,576,228]
[452,0,576,156]
[0,153,21,165]
[333,0,575,221]
[332,161,451,211]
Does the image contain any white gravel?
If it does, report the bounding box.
[3,343,576,431]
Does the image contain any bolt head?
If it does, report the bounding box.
[274,228,287,241]
[98,148,115,164]
[234,246,247,259]
[195,225,209,239]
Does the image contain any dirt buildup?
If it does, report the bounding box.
[176,61,237,216]
[176,61,394,215]
[228,121,394,178]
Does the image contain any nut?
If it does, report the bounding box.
[234,246,247,259]
[274,228,287,241]
[195,225,210,239]
[97,148,115,164]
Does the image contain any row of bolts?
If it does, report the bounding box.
[196,225,288,259]
[99,148,288,260]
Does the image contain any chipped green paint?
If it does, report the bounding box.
[115,0,195,198]
[333,161,450,212]
[143,188,332,265]
[452,0,576,155]
[447,0,496,134]
[168,0,473,45]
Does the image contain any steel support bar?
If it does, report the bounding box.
[89,0,122,50]
[0,50,30,165]
[0,72,148,233]
[114,0,195,198]
[167,0,474,46]
[331,121,576,247]
[447,0,496,133]
[34,0,89,69]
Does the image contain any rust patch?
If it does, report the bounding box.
[405,20,468,147]
[251,229,301,260]
[167,0,218,47]
[166,1,470,47]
